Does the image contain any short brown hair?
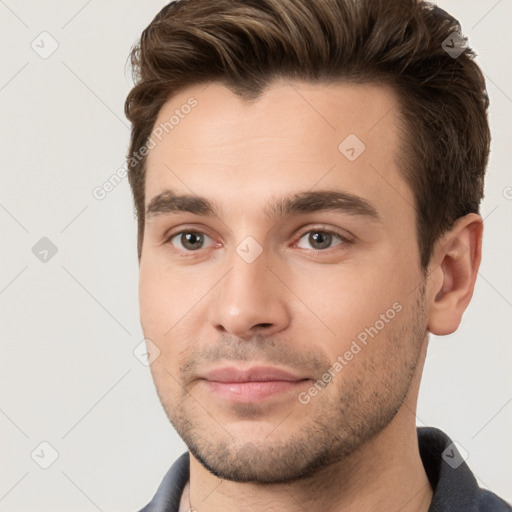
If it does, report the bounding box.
[124,0,490,269]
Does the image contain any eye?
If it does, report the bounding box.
[167,231,214,251]
[295,229,348,251]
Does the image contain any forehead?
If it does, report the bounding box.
[144,80,414,221]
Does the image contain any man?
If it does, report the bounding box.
[124,0,511,510]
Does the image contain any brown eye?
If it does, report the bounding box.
[169,231,212,251]
[296,230,346,251]
[309,231,333,249]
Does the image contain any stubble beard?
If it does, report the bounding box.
[153,285,428,484]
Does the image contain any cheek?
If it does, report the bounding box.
[139,260,206,367]
[289,264,403,347]
[139,256,191,324]
[138,260,187,342]
[139,267,186,400]
[139,264,165,336]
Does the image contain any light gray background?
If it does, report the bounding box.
[0,1,510,510]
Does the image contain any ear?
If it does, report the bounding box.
[427,213,483,336]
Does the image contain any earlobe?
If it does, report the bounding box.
[427,214,483,336]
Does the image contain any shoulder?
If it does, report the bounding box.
[474,489,512,512]
[417,427,511,512]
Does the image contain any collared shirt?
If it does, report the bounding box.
[137,426,512,511]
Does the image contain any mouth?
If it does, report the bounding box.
[198,365,311,402]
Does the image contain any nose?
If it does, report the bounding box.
[208,247,291,340]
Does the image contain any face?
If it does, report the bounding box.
[139,80,429,483]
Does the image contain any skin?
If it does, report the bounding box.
[138,80,482,512]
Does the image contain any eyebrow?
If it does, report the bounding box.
[145,189,380,222]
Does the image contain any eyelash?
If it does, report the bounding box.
[163,226,354,255]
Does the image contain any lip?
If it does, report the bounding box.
[201,365,306,383]
[198,366,310,402]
